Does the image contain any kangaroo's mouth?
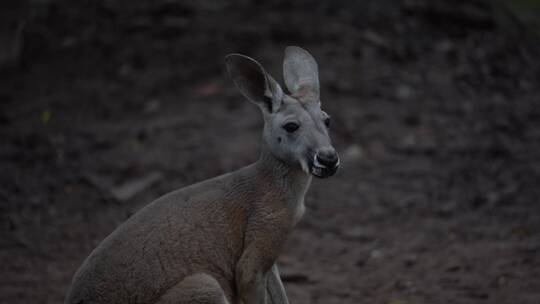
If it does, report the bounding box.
[309,154,339,178]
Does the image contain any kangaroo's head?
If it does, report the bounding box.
[225,46,339,178]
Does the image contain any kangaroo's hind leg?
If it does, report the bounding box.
[155,273,229,304]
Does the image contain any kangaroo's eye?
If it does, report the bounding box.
[283,122,299,133]
[324,117,331,128]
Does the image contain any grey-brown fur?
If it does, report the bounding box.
[65,46,339,304]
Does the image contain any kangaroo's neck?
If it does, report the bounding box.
[253,141,312,209]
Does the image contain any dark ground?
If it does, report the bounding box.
[1,0,540,303]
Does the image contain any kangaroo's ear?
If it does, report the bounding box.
[225,54,283,113]
[283,46,320,101]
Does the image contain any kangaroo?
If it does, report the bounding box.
[65,46,340,304]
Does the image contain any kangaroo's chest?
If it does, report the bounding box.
[291,198,305,226]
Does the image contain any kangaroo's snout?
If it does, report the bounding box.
[316,148,339,168]
[312,147,339,178]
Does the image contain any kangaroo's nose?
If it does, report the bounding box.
[315,148,339,168]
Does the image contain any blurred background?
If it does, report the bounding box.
[1,0,540,303]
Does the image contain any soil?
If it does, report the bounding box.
[1,1,540,303]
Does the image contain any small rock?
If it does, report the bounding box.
[401,133,417,148]
[437,202,456,217]
[342,144,363,162]
[341,226,373,242]
[117,63,135,78]
[435,39,454,53]
[363,29,390,48]
[370,249,383,259]
[395,84,414,100]
[111,172,163,202]
[144,99,161,114]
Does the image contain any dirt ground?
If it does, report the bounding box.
[1,1,540,303]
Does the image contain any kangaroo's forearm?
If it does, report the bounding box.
[266,264,289,304]
[237,208,292,303]
[236,246,269,304]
